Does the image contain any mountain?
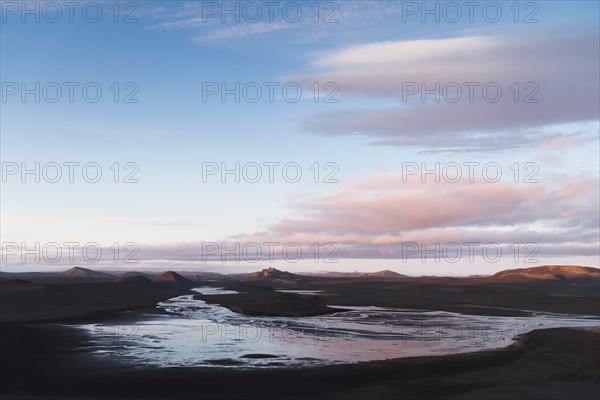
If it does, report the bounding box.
[114,275,157,287]
[242,268,306,285]
[366,270,408,278]
[306,270,408,278]
[4,279,34,285]
[492,265,600,281]
[0,271,62,280]
[153,271,194,285]
[60,267,114,279]
[0,279,45,293]
[118,271,154,279]
[180,271,225,280]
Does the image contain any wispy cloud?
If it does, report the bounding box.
[144,1,410,43]
[193,21,296,43]
[290,31,600,151]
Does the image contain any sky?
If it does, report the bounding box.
[0,0,599,276]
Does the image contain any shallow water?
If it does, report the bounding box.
[275,289,326,295]
[74,287,600,368]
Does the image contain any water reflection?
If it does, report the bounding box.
[75,287,600,368]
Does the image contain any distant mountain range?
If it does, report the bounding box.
[304,270,408,278]
[240,267,304,284]
[1,265,598,283]
[60,267,114,279]
[491,265,600,281]
[153,271,194,285]
[114,274,157,286]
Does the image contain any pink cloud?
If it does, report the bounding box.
[289,32,599,151]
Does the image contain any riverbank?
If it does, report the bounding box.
[1,326,598,399]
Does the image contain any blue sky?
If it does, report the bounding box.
[1,1,599,275]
